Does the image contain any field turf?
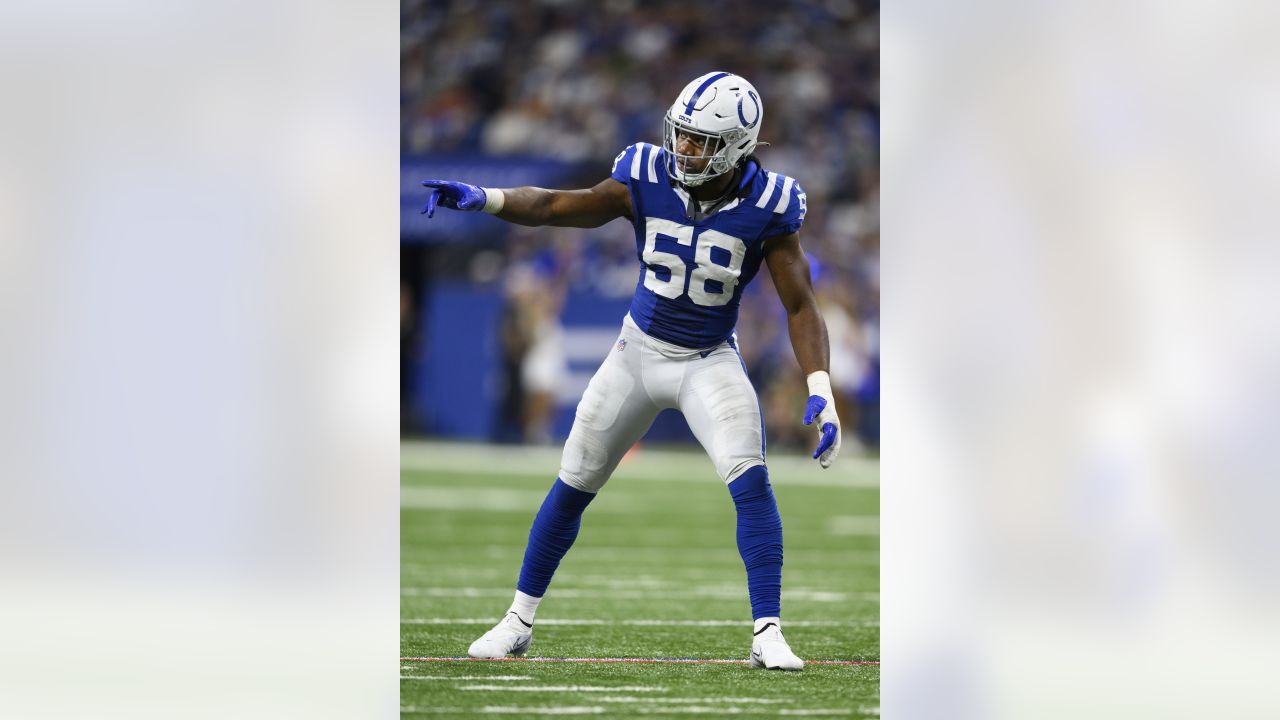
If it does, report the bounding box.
[401,441,879,718]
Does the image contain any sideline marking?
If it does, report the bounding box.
[401,656,879,666]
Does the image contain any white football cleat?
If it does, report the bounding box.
[467,612,533,659]
[749,621,804,671]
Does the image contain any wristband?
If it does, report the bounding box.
[806,370,833,400]
[482,187,505,214]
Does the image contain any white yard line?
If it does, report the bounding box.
[635,709,744,716]
[401,708,858,717]
[400,487,554,512]
[401,587,879,602]
[595,696,786,704]
[828,516,881,536]
[460,685,667,692]
[480,708,604,715]
[400,675,532,681]
[401,440,879,489]
[628,709,853,716]
[401,618,874,627]
[402,707,606,715]
[402,656,880,665]
[403,547,880,573]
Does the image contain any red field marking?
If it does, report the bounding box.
[401,656,878,666]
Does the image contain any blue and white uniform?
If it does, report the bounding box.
[615,142,806,349]
[558,143,807,492]
[471,74,812,654]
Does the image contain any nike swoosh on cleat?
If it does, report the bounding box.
[509,612,532,628]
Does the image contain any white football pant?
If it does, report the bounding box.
[559,314,765,492]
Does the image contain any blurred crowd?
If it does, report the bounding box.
[403,0,879,450]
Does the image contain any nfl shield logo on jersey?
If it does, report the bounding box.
[616,338,627,352]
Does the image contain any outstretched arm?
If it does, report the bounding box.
[421,177,632,228]
[495,179,632,228]
[763,231,842,468]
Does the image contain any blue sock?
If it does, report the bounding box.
[517,479,597,598]
[728,465,783,619]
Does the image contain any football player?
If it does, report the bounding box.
[421,72,840,671]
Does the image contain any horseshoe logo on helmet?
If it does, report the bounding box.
[737,90,760,129]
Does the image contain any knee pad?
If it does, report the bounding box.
[559,430,609,492]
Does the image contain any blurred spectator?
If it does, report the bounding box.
[403,0,878,202]
[495,239,569,444]
[404,0,879,452]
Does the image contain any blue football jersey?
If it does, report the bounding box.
[610,142,807,349]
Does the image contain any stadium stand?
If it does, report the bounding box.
[402,0,879,450]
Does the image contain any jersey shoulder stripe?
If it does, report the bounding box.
[756,171,805,218]
[755,171,779,209]
[755,172,799,215]
[755,170,807,238]
[633,143,661,182]
[612,143,664,186]
[614,142,665,181]
[774,176,795,213]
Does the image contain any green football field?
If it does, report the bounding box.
[401,441,880,718]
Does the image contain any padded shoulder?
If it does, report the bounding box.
[610,143,665,186]
[755,171,807,237]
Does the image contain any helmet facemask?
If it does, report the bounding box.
[663,113,745,187]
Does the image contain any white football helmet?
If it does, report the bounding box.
[663,71,764,187]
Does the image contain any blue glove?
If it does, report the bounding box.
[803,394,842,468]
[420,179,488,218]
